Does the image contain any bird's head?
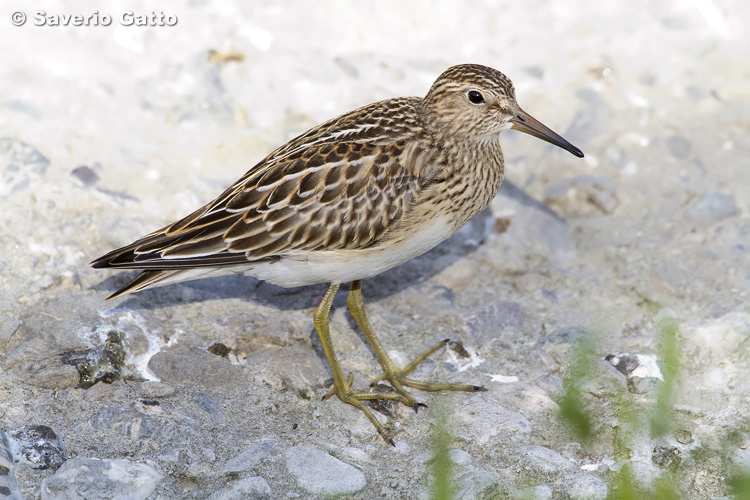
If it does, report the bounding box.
[422,63,583,157]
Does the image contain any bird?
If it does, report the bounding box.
[92,63,584,445]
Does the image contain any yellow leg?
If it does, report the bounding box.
[347,280,485,409]
[314,283,412,446]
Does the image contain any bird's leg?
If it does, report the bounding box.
[347,280,485,410]
[314,283,411,445]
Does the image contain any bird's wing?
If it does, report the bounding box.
[91,98,429,271]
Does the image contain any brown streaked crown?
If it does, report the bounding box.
[420,64,519,141]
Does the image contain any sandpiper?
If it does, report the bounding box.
[92,64,583,444]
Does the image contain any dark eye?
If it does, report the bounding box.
[467,90,485,104]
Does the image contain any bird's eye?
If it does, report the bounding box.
[467,90,485,104]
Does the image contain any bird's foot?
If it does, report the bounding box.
[370,338,487,410]
[323,373,412,446]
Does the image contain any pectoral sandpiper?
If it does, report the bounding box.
[92,64,583,444]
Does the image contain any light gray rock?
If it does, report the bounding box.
[454,394,532,446]
[513,485,553,500]
[222,440,276,473]
[454,469,499,500]
[562,473,607,500]
[0,137,50,196]
[284,445,366,496]
[686,192,738,224]
[666,135,691,159]
[41,457,161,500]
[522,445,577,474]
[207,477,272,500]
[0,428,23,500]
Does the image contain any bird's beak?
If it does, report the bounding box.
[510,108,584,158]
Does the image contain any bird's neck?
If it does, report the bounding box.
[427,137,505,229]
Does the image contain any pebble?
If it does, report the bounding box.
[222,440,276,473]
[544,175,619,215]
[0,137,50,196]
[522,445,577,473]
[684,312,750,358]
[666,135,691,159]
[284,446,366,496]
[454,394,532,446]
[464,300,524,347]
[686,192,738,224]
[562,473,607,500]
[0,428,23,500]
[70,165,100,187]
[454,469,499,500]
[41,457,161,500]
[513,485,553,500]
[207,477,272,500]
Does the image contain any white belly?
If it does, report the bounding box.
[246,215,456,287]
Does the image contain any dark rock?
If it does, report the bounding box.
[8,425,65,470]
[71,165,100,187]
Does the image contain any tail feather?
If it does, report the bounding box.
[106,270,187,300]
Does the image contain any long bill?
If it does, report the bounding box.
[510,108,584,158]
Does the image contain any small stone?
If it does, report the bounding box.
[544,175,619,215]
[666,135,691,159]
[8,425,65,470]
[149,344,247,393]
[683,312,750,357]
[1,338,81,390]
[222,440,276,473]
[0,137,50,196]
[61,343,125,389]
[675,429,693,444]
[513,485,553,500]
[192,391,227,422]
[464,300,524,347]
[284,446,366,496]
[71,165,100,187]
[207,342,231,357]
[0,428,23,500]
[686,192,738,224]
[41,457,161,500]
[207,476,272,500]
[630,376,662,395]
[562,473,607,500]
[449,449,474,465]
[522,445,577,473]
[454,469,498,500]
[537,326,594,359]
[454,394,532,446]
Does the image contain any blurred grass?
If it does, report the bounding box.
[651,310,679,437]
[421,307,750,499]
[558,329,597,443]
[557,308,686,499]
[429,402,456,500]
[556,307,750,498]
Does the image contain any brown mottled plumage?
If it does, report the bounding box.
[92,64,583,444]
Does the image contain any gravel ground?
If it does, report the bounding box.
[1,1,749,499]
